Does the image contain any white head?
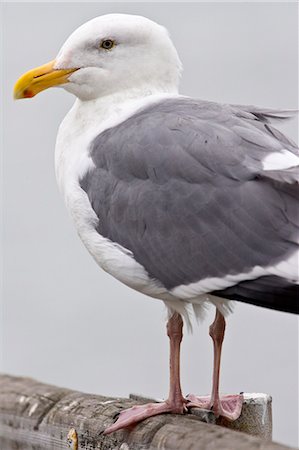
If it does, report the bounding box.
[14,14,182,102]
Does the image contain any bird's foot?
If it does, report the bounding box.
[186,393,243,421]
[104,398,188,434]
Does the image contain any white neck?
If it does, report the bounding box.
[73,82,178,119]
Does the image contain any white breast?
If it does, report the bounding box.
[54,92,178,303]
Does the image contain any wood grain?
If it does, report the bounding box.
[0,375,295,450]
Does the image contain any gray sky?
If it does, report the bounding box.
[2,2,298,447]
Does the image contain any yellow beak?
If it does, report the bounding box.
[14,60,78,99]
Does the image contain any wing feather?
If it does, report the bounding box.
[80,98,299,310]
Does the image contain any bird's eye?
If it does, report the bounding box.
[100,39,115,50]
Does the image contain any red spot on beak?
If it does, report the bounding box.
[24,89,34,98]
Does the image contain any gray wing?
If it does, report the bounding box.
[80,98,299,311]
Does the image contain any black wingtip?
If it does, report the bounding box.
[213,276,299,315]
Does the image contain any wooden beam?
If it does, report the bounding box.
[0,374,295,450]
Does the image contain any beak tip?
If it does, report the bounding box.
[13,88,35,100]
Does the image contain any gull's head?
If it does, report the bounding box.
[14,14,182,101]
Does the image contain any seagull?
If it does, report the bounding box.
[14,13,299,434]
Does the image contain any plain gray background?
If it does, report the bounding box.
[2,2,298,447]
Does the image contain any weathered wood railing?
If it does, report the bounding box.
[0,374,295,449]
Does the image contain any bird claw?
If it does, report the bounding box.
[186,393,244,421]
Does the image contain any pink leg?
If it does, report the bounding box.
[104,312,187,434]
[187,310,243,421]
